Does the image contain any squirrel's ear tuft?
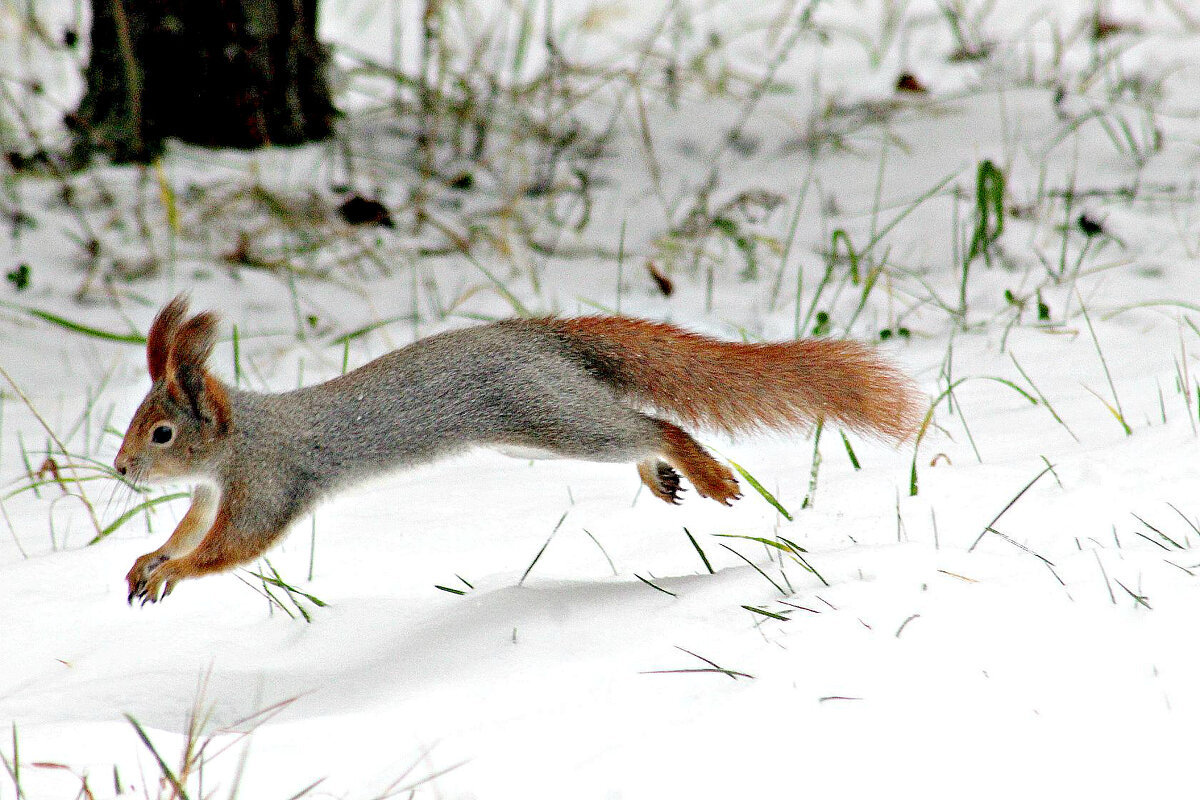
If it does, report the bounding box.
[169,311,219,372]
[147,295,188,382]
[166,310,229,430]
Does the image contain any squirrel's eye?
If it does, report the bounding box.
[151,424,174,445]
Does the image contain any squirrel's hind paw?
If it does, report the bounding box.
[692,466,742,506]
[637,460,686,504]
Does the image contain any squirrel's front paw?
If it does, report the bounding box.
[126,552,175,605]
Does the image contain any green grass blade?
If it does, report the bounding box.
[863,171,957,257]
[684,527,715,574]
[0,301,146,344]
[329,314,416,346]
[1078,291,1131,436]
[726,458,793,521]
[249,563,327,607]
[518,511,567,586]
[463,253,533,317]
[966,159,1005,264]
[89,491,190,546]
[785,551,829,586]
[774,536,809,555]
[909,375,1037,496]
[714,533,792,553]
[717,543,787,596]
[839,430,861,470]
[742,604,790,621]
[830,228,860,284]
[231,324,242,387]
[5,473,124,501]
[1009,351,1079,442]
[802,419,824,510]
[634,573,678,597]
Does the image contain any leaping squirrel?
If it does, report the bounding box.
[115,295,921,604]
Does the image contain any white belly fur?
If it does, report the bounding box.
[492,444,565,460]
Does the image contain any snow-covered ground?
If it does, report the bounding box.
[3,0,1200,797]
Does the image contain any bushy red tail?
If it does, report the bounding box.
[540,317,922,441]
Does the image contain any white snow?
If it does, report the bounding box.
[3,0,1200,797]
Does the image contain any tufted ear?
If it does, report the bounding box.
[166,310,231,432]
[147,295,188,382]
[167,311,218,375]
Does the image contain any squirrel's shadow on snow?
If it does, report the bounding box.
[131,569,768,731]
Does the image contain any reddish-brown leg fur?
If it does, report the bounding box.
[128,505,284,604]
[125,486,216,602]
[647,421,741,505]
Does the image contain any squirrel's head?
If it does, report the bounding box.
[114,295,232,484]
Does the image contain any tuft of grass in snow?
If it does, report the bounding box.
[0,364,105,543]
[717,533,829,588]
[123,681,335,800]
[242,559,328,622]
[909,375,1037,496]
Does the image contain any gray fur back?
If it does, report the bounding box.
[219,320,655,519]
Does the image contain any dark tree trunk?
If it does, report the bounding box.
[67,0,336,165]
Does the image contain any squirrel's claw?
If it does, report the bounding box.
[135,569,176,605]
[128,578,158,606]
[657,463,684,504]
[638,460,687,505]
[126,552,171,606]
